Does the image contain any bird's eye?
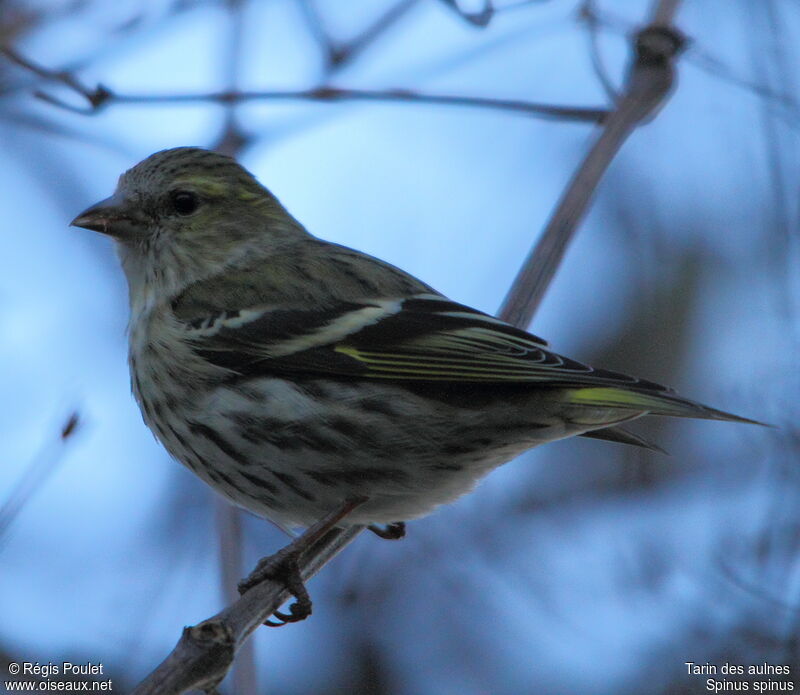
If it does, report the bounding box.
[170,190,200,216]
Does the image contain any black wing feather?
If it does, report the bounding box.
[181,295,673,396]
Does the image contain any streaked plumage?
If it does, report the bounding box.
[72,147,758,529]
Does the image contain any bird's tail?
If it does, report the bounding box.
[561,386,765,425]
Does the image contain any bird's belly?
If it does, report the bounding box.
[151,377,562,529]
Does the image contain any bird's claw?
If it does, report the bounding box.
[368,522,406,540]
[265,601,311,627]
[238,549,313,627]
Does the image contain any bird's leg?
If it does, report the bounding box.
[368,522,406,540]
[238,496,367,626]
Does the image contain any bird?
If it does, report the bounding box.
[71,146,759,621]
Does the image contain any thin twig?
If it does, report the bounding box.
[30,80,607,122]
[213,500,257,695]
[498,0,685,327]
[437,0,494,27]
[0,412,81,544]
[298,0,420,70]
[3,44,606,122]
[212,0,250,157]
[1,45,112,108]
[579,0,619,103]
[435,0,541,28]
[336,0,420,69]
[108,87,605,121]
[297,0,336,63]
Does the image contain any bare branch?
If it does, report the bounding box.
[133,518,364,694]
[437,0,494,27]
[299,0,419,70]
[113,86,605,120]
[1,45,112,109]
[213,500,257,695]
[337,0,420,68]
[212,0,251,161]
[498,0,686,327]
[4,44,606,123]
[41,83,606,121]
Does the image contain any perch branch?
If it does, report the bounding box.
[132,517,364,695]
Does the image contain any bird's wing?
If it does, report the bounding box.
[178,292,668,390]
[178,292,761,424]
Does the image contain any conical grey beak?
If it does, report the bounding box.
[71,193,140,240]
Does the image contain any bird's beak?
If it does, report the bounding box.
[71,193,141,240]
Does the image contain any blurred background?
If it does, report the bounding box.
[1,0,798,693]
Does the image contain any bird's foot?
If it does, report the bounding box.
[368,522,406,540]
[238,497,368,627]
[238,546,312,626]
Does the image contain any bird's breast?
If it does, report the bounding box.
[128,306,223,430]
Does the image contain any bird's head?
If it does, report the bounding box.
[72,147,306,303]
